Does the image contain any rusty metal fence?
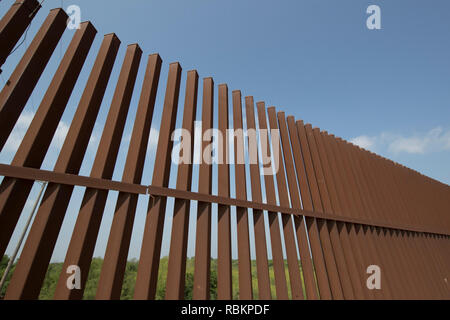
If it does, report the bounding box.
[0,2,449,300]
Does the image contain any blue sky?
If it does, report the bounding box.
[0,0,449,263]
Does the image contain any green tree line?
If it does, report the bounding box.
[2,255,302,299]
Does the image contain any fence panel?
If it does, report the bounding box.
[0,4,449,300]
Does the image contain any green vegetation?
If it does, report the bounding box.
[1,255,304,299]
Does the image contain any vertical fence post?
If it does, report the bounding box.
[134,62,182,300]
[0,0,41,70]
[165,70,199,299]
[0,8,67,150]
[192,77,214,300]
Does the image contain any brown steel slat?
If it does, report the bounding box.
[318,131,366,299]
[286,117,330,300]
[380,160,442,296]
[304,124,354,299]
[50,44,141,300]
[191,77,214,300]
[232,90,253,300]
[385,159,416,226]
[401,231,428,298]
[296,121,343,300]
[333,137,389,299]
[406,231,436,297]
[355,148,387,221]
[362,150,395,225]
[256,103,289,300]
[7,32,121,301]
[323,132,375,299]
[331,138,367,220]
[216,84,232,300]
[429,234,450,297]
[3,22,97,300]
[348,142,407,299]
[133,62,182,300]
[405,232,430,298]
[392,230,419,298]
[330,139,376,300]
[278,113,321,300]
[332,138,390,297]
[165,70,199,299]
[0,8,67,150]
[23,33,121,301]
[430,234,450,299]
[422,233,449,297]
[378,155,416,226]
[366,153,424,298]
[354,225,376,300]
[351,225,379,299]
[95,53,165,300]
[374,227,405,299]
[360,219,393,300]
[313,128,364,299]
[368,226,397,299]
[349,224,374,299]
[245,96,271,300]
[54,35,125,301]
[362,226,391,299]
[391,229,416,299]
[54,44,142,300]
[294,122,333,300]
[349,143,397,299]
[266,107,304,300]
[397,165,423,228]
[345,140,397,299]
[409,231,441,298]
[370,154,402,225]
[0,0,41,69]
[427,234,449,298]
[0,21,96,272]
[44,43,140,301]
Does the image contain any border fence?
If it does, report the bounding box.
[0,1,449,300]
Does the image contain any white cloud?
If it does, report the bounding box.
[3,111,34,153]
[16,111,34,128]
[149,127,159,147]
[2,111,73,155]
[350,126,450,155]
[388,136,426,154]
[123,132,132,144]
[86,131,99,151]
[53,121,70,150]
[350,135,376,150]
